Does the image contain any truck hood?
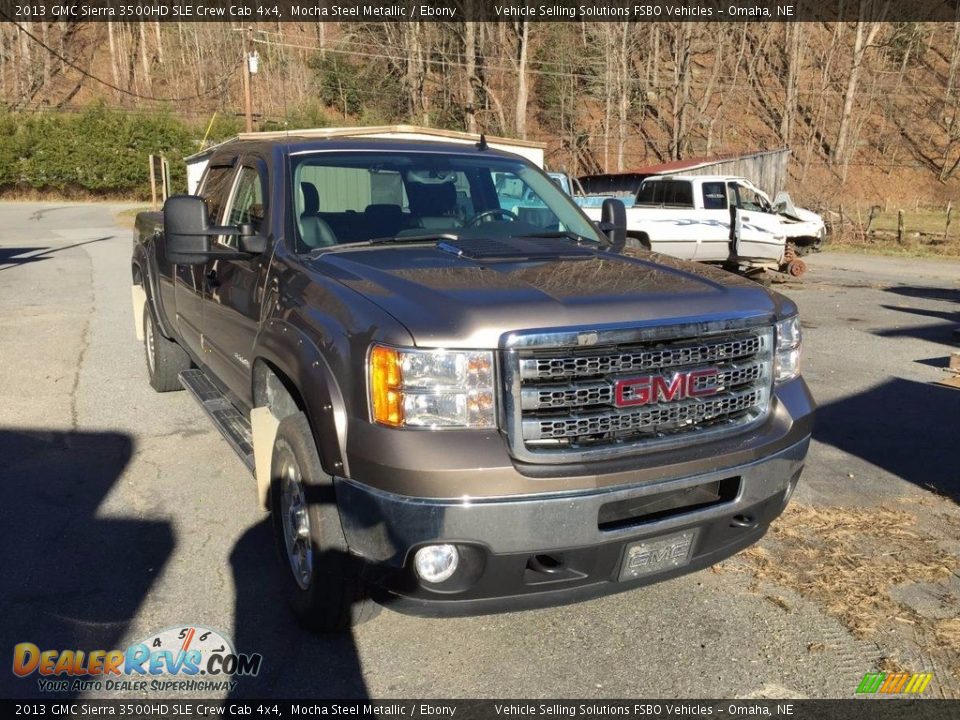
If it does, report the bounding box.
[773,192,825,229]
[311,242,784,348]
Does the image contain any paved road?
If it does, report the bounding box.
[1,203,957,700]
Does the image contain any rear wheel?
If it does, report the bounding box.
[143,305,190,392]
[270,412,379,632]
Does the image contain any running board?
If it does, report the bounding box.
[179,369,255,472]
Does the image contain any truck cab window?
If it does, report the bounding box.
[292,152,597,250]
[730,183,769,213]
[666,181,693,207]
[198,166,235,225]
[701,182,727,210]
[223,167,266,244]
[493,170,560,228]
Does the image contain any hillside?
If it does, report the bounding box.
[3,19,960,210]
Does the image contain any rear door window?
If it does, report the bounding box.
[637,180,694,206]
[702,182,728,210]
[666,181,693,206]
[199,165,236,225]
[222,166,267,246]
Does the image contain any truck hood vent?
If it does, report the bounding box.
[437,237,595,261]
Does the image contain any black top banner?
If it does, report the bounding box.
[0,0,956,23]
[2,699,960,720]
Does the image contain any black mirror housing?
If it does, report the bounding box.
[163,195,212,265]
[162,197,261,264]
[601,198,627,252]
[239,233,267,254]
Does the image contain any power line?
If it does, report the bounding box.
[0,12,238,103]
[250,29,959,95]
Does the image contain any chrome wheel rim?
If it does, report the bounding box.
[145,314,156,373]
[279,456,313,590]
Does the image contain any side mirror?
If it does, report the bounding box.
[162,195,255,265]
[600,198,627,252]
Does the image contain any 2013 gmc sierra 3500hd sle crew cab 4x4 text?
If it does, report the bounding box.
[131,133,814,632]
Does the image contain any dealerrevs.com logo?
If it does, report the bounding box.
[12,625,262,693]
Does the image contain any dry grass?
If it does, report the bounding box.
[825,208,960,257]
[936,618,960,648]
[826,234,960,258]
[869,210,955,236]
[113,207,153,229]
[730,503,960,678]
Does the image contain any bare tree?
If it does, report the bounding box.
[833,0,889,168]
[511,18,530,138]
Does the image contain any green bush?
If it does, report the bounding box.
[0,104,207,198]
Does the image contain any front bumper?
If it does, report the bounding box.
[334,435,809,616]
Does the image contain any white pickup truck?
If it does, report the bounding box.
[581,175,823,278]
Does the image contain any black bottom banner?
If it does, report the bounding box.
[3,699,958,720]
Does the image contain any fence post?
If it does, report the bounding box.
[945,201,953,243]
[897,209,905,245]
[160,156,169,204]
[148,154,157,211]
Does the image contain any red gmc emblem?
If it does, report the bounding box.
[614,368,720,407]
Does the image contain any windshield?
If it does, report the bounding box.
[291,151,602,251]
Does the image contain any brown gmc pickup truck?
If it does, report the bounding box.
[131,133,814,631]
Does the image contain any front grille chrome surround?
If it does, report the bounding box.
[501,317,775,464]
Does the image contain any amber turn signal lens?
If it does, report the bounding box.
[370,346,403,426]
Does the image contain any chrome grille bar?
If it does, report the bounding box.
[522,386,767,442]
[519,335,764,381]
[520,359,768,411]
[501,321,775,464]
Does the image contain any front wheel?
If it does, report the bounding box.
[270,412,379,632]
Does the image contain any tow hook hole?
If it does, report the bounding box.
[528,554,564,574]
[730,513,758,529]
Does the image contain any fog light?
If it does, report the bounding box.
[414,544,459,583]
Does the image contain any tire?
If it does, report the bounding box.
[270,412,380,632]
[143,305,190,393]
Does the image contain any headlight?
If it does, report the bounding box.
[775,316,802,382]
[368,345,496,429]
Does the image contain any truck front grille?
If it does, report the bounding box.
[502,323,774,463]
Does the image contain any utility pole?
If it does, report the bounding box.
[242,27,253,133]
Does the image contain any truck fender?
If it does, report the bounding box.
[251,406,280,509]
[131,284,147,341]
[251,320,350,507]
[132,241,175,341]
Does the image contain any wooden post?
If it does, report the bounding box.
[897,209,905,245]
[160,156,169,203]
[148,154,157,210]
[945,201,953,243]
[242,27,253,133]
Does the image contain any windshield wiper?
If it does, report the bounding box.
[368,232,462,245]
[511,230,599,245]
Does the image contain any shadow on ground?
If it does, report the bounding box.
[0,426,371,699]
[227,519,369,699]
[814,378,960,503]
[874,285,960,344]
[0,237,115,272]
[0,247,48,267]
[0,429,172,698]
